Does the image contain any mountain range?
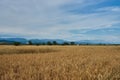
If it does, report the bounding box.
[0,38,119,45]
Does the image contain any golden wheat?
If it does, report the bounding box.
[0,45,120,80]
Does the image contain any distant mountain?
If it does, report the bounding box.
[30,39,65,44]
[0,38,27,44]
[0,40,15,44]
[0,38,119,45]
[75,40,114,44]
[0,38,66,44]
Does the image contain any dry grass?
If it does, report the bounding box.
[0,45,120,80]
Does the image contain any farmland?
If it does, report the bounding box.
[0,46,120,80]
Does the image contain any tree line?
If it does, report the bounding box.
[13,41,76,46]
[13,41,120,46]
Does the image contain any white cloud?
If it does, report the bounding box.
[0,0,120,42]
[97,6,120,12]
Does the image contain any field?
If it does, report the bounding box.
[0,46,120,80]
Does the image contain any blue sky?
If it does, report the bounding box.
[0,0,120,42]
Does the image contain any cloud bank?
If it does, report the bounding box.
[0,0,120,42]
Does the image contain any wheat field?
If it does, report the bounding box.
[0,45,120,80]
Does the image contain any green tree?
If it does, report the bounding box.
[47,41,52,45]
[14,42,21,46]
[28,41,33,45]
[53,41,58,45]
[42,42,46,45]
[70,42,75,45]
[62,42,69,45]
[36,43,40,46]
